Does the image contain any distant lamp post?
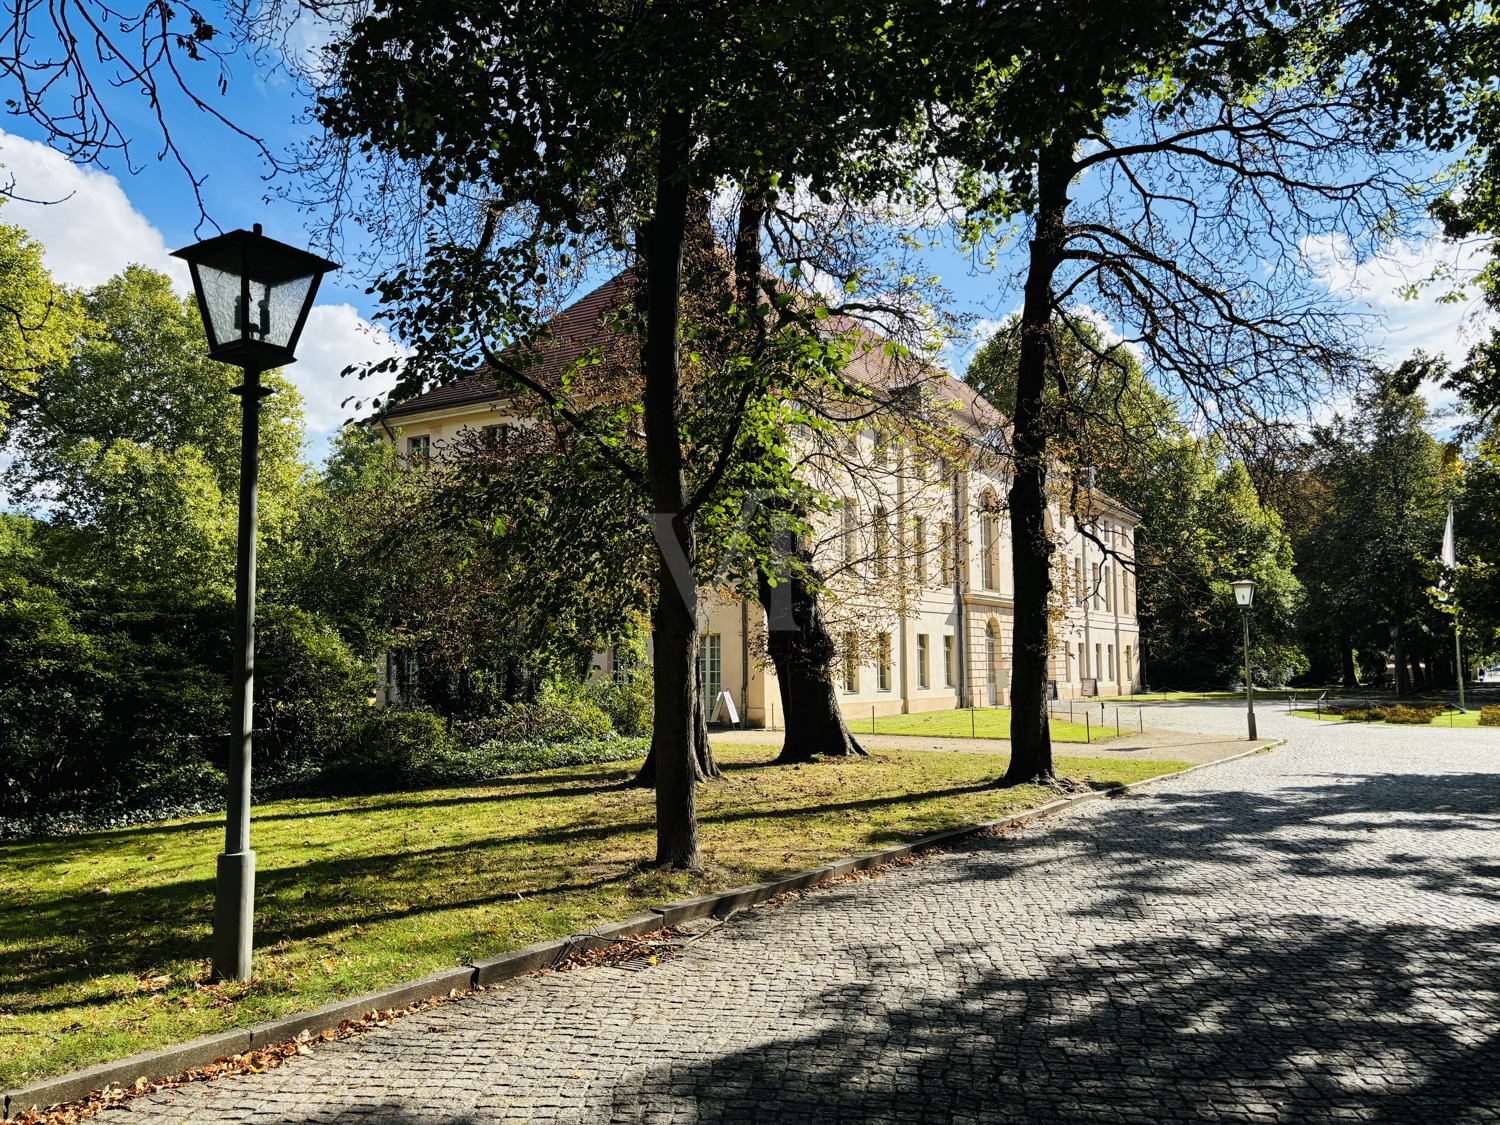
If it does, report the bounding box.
[1231,579,1258,741]
[172,225,338,982]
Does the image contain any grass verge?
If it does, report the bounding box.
[1289,707,1484,728]
[0,745,1185,1088]
[868,708,1094,741]
[1104,687,1372,703]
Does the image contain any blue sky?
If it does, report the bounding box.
[0,26,1492,465]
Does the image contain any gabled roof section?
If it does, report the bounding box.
[383,273,635,421]
[379,272,1007,453]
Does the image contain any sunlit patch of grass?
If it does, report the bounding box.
[0,746,1185,1086]
[867,707,1095,742]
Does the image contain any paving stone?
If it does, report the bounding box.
[58,701,1500,1124]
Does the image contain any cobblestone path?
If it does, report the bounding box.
[126,705,1500,1123]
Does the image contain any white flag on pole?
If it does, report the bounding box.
[1441,504,1456,570]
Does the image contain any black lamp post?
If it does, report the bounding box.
[1231,579,1257,740]
[171,225,338,982]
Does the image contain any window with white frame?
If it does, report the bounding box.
[944,635,955,687]
[980,494,1000,590]
[917,634,929,689]
[698,634,722,716]
[877,633,892,691]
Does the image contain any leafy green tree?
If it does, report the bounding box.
[0,213,84,441]
[2,265,310,594]
[968,318,1304,686]
[317,0,937,868]
[939,0,1430,783]
[1299,386,1460,691]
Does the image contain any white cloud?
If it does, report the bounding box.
[0,130,404,455]
[0,131,185,288]
[287,303,404,439]
[1302,232,1496,365]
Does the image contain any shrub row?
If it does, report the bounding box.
[1480,705,1500,727]
[1333,703,1446,724]
[320,709,647,792]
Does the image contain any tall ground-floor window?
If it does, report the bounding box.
[1108,644,1116,681]
[944,635,955,687]
[985,620,1001,706]
[877,633,893,691]
[842,631,859,693]
[699,633,721,716]
[1124,644,1133,684]
[917,634,930,689]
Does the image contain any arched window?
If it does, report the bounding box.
[985,619,1001,706]
[979,491,1000,591]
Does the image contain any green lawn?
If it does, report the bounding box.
[1104,687,1367,702]
[0,746,1186,1088]
[1290,707,1486,728]
[867,707,1096,741]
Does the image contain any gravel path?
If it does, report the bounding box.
[104,702,1500,1123]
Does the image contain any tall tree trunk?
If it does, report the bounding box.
[639,105,701,869]
[731,182,863,763]
[758,548,866,762]
[999,143,1073,788]
[632,654,720,786]
[1340,636,1359,689]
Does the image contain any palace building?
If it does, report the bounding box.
[378,278,1141,727]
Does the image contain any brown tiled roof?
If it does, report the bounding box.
[381,272,1011,452]
[383,274,634,421]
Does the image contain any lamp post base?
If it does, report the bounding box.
[212,850,256,982]
[1247,712,1257,741]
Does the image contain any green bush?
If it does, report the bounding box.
[0,568,232,834]
[456,694,614,747]
[421,735,649,783]
[585,670,654,738]
[1337,706,1376,722]
[324,709,454,791]
[256,604,376,771]
[1481,705,1500,727]
[1380,704,1443,725]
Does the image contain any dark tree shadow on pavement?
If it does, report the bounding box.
[606,767,1500,1124]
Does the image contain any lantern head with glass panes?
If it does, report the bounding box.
[171,224,339,369]
[1231,579,1257,609]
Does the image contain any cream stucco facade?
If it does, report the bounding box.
[380,368,1142,729]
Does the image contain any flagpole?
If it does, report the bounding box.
[1455,622,1466,711]
[1441,504,1465,711]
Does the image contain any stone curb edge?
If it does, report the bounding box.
[3,738,1278,1120]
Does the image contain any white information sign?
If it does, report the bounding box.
[711,691,740,726]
